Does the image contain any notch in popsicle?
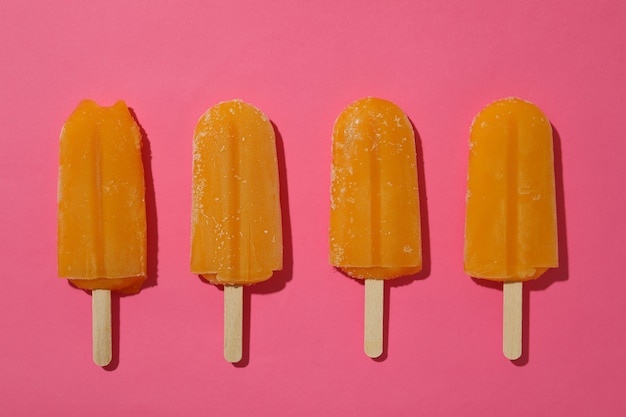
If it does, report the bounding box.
[191,100,283,363]
[464,97,558,360]
[57,100,148,366]
[329,97,422,358]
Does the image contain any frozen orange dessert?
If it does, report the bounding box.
[330,97,422,357]
[57,99,147,366]
[191,99,282,362]
[464,97,558,359]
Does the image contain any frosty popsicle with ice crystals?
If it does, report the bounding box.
[191,99,282,363]
[330,97,422,358]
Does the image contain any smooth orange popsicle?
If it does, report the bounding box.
[464,97,558,281]
[330,97,422,279]
[58,100,147,294]
[190,99,282,285]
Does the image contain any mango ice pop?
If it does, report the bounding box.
[330,97,422,358]
[191,99,282,362]
[57,99,147,366]
[464,97,558,359]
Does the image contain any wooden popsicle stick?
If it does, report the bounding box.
[364,279,384,358]
[503,281,523,360]
[92,289,112,366]
[224,285,243,363]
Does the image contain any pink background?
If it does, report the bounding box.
[1,0,625,415]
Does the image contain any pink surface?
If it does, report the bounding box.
[1,0,625,415]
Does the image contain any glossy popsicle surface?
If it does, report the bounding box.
[191,100,282,285]
[57,100,147,294]
[330,97,422,279]
[464,97,558,281]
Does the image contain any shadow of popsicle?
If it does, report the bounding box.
[103,293,120,371]
[470,123,568,366]
[129,106,159,292]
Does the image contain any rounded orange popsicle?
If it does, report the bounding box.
[464,97,558,282]
[190,99,283,363]
[464,97,559,360]
[190,99,283,286]
[329,97,422,358]
[330,97,422,279]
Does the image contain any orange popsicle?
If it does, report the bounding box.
[191,99,282,362]
[330,97,422,357]
[57,99,147,366]
[464,97,558,359]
